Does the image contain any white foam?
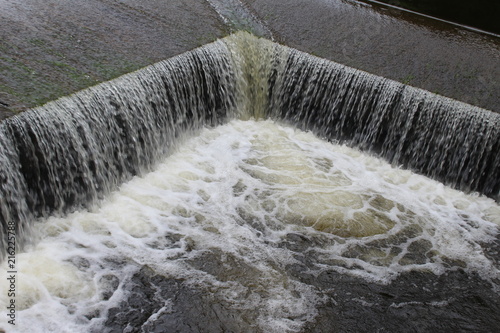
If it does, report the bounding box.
[1,119,498,332]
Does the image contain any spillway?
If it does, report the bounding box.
[0,33,499,332]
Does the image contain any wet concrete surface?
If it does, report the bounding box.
[1,0,499,117]
[245,0,500,112]
[0,0,227,113]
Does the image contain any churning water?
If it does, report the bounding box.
[2,119,499,332]
[0,33,499,332]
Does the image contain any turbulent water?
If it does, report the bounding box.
[1,119,499,332]
[0,32,500,331]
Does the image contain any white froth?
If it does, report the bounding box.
[1,120,499,332]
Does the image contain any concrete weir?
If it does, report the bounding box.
[0,35,498,332]
[0,2,499,332]
[1,32,499,256]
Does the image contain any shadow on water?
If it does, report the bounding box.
[363,0,500,35]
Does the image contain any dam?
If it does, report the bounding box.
[0,33,499,332]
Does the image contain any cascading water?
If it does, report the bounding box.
[0,40,240,257]
[264,45,500,198]
[0,32,499,332]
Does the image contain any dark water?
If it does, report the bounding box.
[367,0,500,35]
[266,46,500,198]
[0,33,499,332]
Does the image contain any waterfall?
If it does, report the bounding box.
[0,40,240,258]
[265,47,500,198]
[0,32,499,260]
